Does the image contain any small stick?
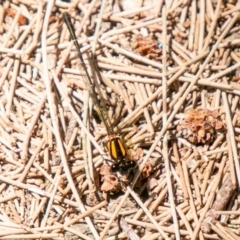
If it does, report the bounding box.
[118,215,140,240]
[0,47,24,55]
[192,154,227,239]
[193,14,199,52]
[203,0,222,53]
[66,127,78,153]
[182,160,203,239]
[18,137,45,182]
[135,179,167,219]
[117,87,162,129]
[130,49,205,77]
[192,172,202,206]
[134,82,154,134]
[179,1,188,25]
[209,134,225,151]
[223,224,240,240]
[222,92,240,186]
[63,225,92,240]
[6,58,19,114]
[15,88,40,105]
[172,39,194,58]
[128,186,170,239]
[21,93,46,161]
[0,59,14,88]
[13,97,25,124]
[0,233,63,239]
[65,201,107,227]
[25,2,43,55]
[200,61,240,82]
[91,0,106,54]
[3,193,22,224]
[99,191,131,239]
[172,43,191,62]
[33,162,64,194]
[173,142,189,199]
[221,4,240,17]
[141,181,168,221]
[0,5,3,33]
[40,174,60,228]
[101,17,162,40]
[200,161,214,195]
[210,222,234,240]
[47,118,53,150]
[176,204,193,238]
[152,0,164,18]
[198,0,205,52]
[16,77,41,96]
[0,193,17,204]
[103,73,161,85]
[98,59,163,77]
[226,134,237,193]
[99,39,163,69]
[82,90,93,191]
[220,17,232,32]
[13,15,37,50]
[2,9,21,47]
[125,217,188,236]
[206,0,214,20]
[113,4,154,17]
[188,0,196,50]
[146,187,168,221]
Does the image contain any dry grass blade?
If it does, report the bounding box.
[1,0,240,239]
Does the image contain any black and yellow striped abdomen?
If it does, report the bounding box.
[106,136,126,160]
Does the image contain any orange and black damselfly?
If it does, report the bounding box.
[63,12,135,173]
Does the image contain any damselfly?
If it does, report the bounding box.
[63,12,135,174]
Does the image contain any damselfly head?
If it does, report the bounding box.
[111,160,136,175]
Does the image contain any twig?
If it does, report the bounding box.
[118,215,140,240]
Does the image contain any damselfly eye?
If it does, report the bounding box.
[129,161,136,168]
[111,163,118,172]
